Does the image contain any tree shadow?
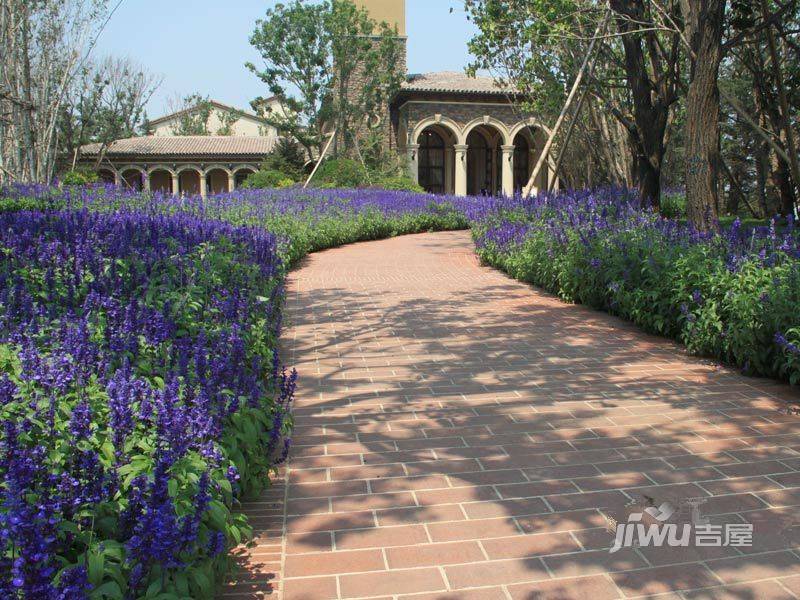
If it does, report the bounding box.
[231,231,800,599]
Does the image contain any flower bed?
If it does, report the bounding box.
[473,188,800,384]
[0,209,292,598]
[0,185,481,599]
[2,183,799,598]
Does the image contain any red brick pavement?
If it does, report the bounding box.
[223,231,800,600]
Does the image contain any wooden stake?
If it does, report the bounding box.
[304,130,337,189]
[523,12,609,197]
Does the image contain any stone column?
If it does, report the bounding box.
[199,172,207,199]
[114,170,121,187]
[454,144,468,196]
[501,145,515,197]
[228,172,236,193]
[143,169,151,193]
[406,144,420,184]
[171,172,180,196]
[444,147,454,195]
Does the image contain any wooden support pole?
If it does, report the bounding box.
[523,12,609,197]
[304,130,337,189]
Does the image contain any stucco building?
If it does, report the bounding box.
[80,100,283,196]
[355,0,555,196]
[83,0,553,197]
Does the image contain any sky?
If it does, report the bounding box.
[93,0,479,118]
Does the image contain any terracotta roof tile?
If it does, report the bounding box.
[401,71,514,95]
[80,136,277,157]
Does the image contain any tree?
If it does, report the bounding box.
[166,93,213,135]
[260,137,308,181]
[60,56,161,171]
[607,0,682,210]
[246,0,404,162]
[464,0,682,209]
[0,0,113,183]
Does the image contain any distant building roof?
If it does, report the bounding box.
[401,71,515,96]
[80,136,277,157]
[147,99,277,127]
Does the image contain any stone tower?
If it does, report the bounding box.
[352,0,406,36]
[343,0,407,154]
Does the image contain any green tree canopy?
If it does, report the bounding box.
[246,0,405,161]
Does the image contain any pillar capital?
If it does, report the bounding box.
[454,144,469,152]
[501,145,516,153]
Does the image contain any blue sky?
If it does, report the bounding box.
[94,0,478,118]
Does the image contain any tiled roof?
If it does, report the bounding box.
[80,136,277,157]
[401,71,515,95]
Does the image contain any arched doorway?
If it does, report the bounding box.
[98,169,116,184]
[513,133,531,193]
[121,169,144,191]
[416,124,457,195]
[206,168,230,195]
[466,126,501,196]
[149,169,173,194]
[178,169,201,196]
[419,129,445,194]
[511,123,551,193]
[234,168,256,189]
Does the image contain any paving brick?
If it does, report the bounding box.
[284,549,384,577]
[507,575,624,599]
[339,568,447,598]
[445,557,551,589]
[386,541,485,568]
[334,524,429,550]
[232,231,800,599]
[611,563,720,596]
[481,532,579,559]
[282,576,338,600]
[706,550,800,584]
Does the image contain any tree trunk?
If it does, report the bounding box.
[609,0,676,211]
[682,0,726,230]
[635,149,661,210]
[769,144,797,216]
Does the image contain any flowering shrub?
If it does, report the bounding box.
[0,209,293,598]
[473,188,800,384]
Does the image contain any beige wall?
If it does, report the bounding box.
[353,0,405,35]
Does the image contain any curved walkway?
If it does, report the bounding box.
[226,231,800,600]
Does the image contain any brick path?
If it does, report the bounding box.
[226,230,800,600]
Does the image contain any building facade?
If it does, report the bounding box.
[83,0,554,197]
[357,0,555,196]
[80,99,286,196]
[80,136,273,196]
